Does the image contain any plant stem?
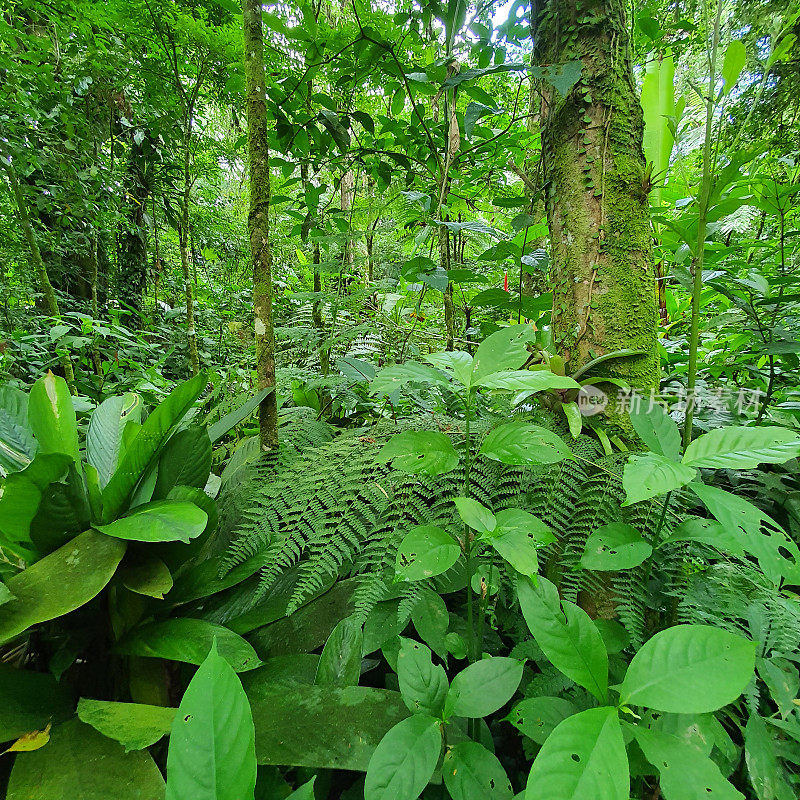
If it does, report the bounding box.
[683,0,723,448]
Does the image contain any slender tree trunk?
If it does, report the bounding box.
[243,0,278,450]
[3,163,76,392]
[179,137,200,376]
[538,0,659,401]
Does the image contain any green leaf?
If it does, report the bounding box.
[480,423,574,466]
[370,362,449,396]
[287,779,317,800]
[0,530,126,644]
[721,40,746,96]
[525,707,628,800]
[87,393,143,488]
[634,726,744,800]
[27,371,78,460]
[490,529,540,576]
[153,426,212,500]
[244,682,409,771]
[396,638,448,717]
[618,625,756,712]
[411,589,450,660]
[96,499,207,543]
[495,508,555,546]
[475,369,580,394]
[0,385,36,473]
[119,555,173,599]
[78,699,176,751]
[395,526,461,581]
[364,715,441,800]
[424,351,474,388]
[115,618,261,672]
[0,663,74,741]
[563,401,583,438]
[314,616,363,686]
[580,523,653,570]
[622,453,696,505]
[682,426,800,469]
[165,643,256,800]
[6,718,165,800]
[471,325,535,385]
[454,496,496,533]
[377,431,459,476]
[464,102,501,138]
[102,372,207,522]
[744,713,791,800]
[544,59,584,97]
[444,741,513,800]
[208,387,274,443]
[517,575,608,702]
[319,109,350,151]
[629,402,681,461]
[506,696,577,745]
[446,657,523,718]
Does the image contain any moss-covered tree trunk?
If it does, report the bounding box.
[243,0,278,450]
[538,0,659,398]
[179,142,199,376]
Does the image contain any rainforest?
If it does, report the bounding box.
[1,0,800,798]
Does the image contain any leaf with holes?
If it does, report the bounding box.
[395,526,461,582]
[444,741,513,800]
[377,431,459,476]
[581,523,652,570]
[618,625,755,712]
[525,707,628,800]
[507,696,577,745]
[396,638,448,717]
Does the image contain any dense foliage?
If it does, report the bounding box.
[1,0,800,799]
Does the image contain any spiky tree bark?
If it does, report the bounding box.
[538,0,659,399]
[243,0,278,450]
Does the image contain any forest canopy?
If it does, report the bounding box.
[1,0,800,799]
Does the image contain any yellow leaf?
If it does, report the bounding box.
[4,722,52,753]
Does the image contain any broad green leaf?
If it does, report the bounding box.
[660,517,745,557]
[563,401,583,438]
[474,369,580,395]
[618,625,755,712]
[517,575,608,702]
[454,496,496,533]
[395,526,461,581]
[29,461,90,554]
[370,362,449,396]
[95,499,207,543]
[580,523,653,570]
[622,453,696,505]
[0,663,74,741]
[0,452,72,556]
[244,682,409,771]
[495,508,555,545]
[27,371,78,460]
[287,779,316,800]
[744,713,792,800]
[506,696,577,745]
[165,643,256,800]
[101,372,207,522]
[641,50,676,210]
[119,555,173,599]
[115,618,261,672]
[721,40,746,96]
[0,581,12,606]
[464,101,501,138]
[471,325,535,385]
[480,423,573,466]
[629,402,681,461]
[424,351,474,387]
[377,431,459,475]
[443,741,513,800]
[0,385,36,473]
[411,588,449,660]
[525,707,628,800]
[207,386,273,443]
[757,656,799,720]
[6,718,164,800]
[490,529,540,576]
[87,393,143,488]
[396,638,448,717]
[634,726,744,800]
[153,425,212,500]
[156,484,219,570]
[446,657,523,718]
[682,426,800,469]
[0,530,125,643]
[364,715,441,800]
[314,616,363,686]
[77,699,176,751]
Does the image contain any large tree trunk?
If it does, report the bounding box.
[179,143,200,376]
[243,0,278,450]
[538,0,659,399]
